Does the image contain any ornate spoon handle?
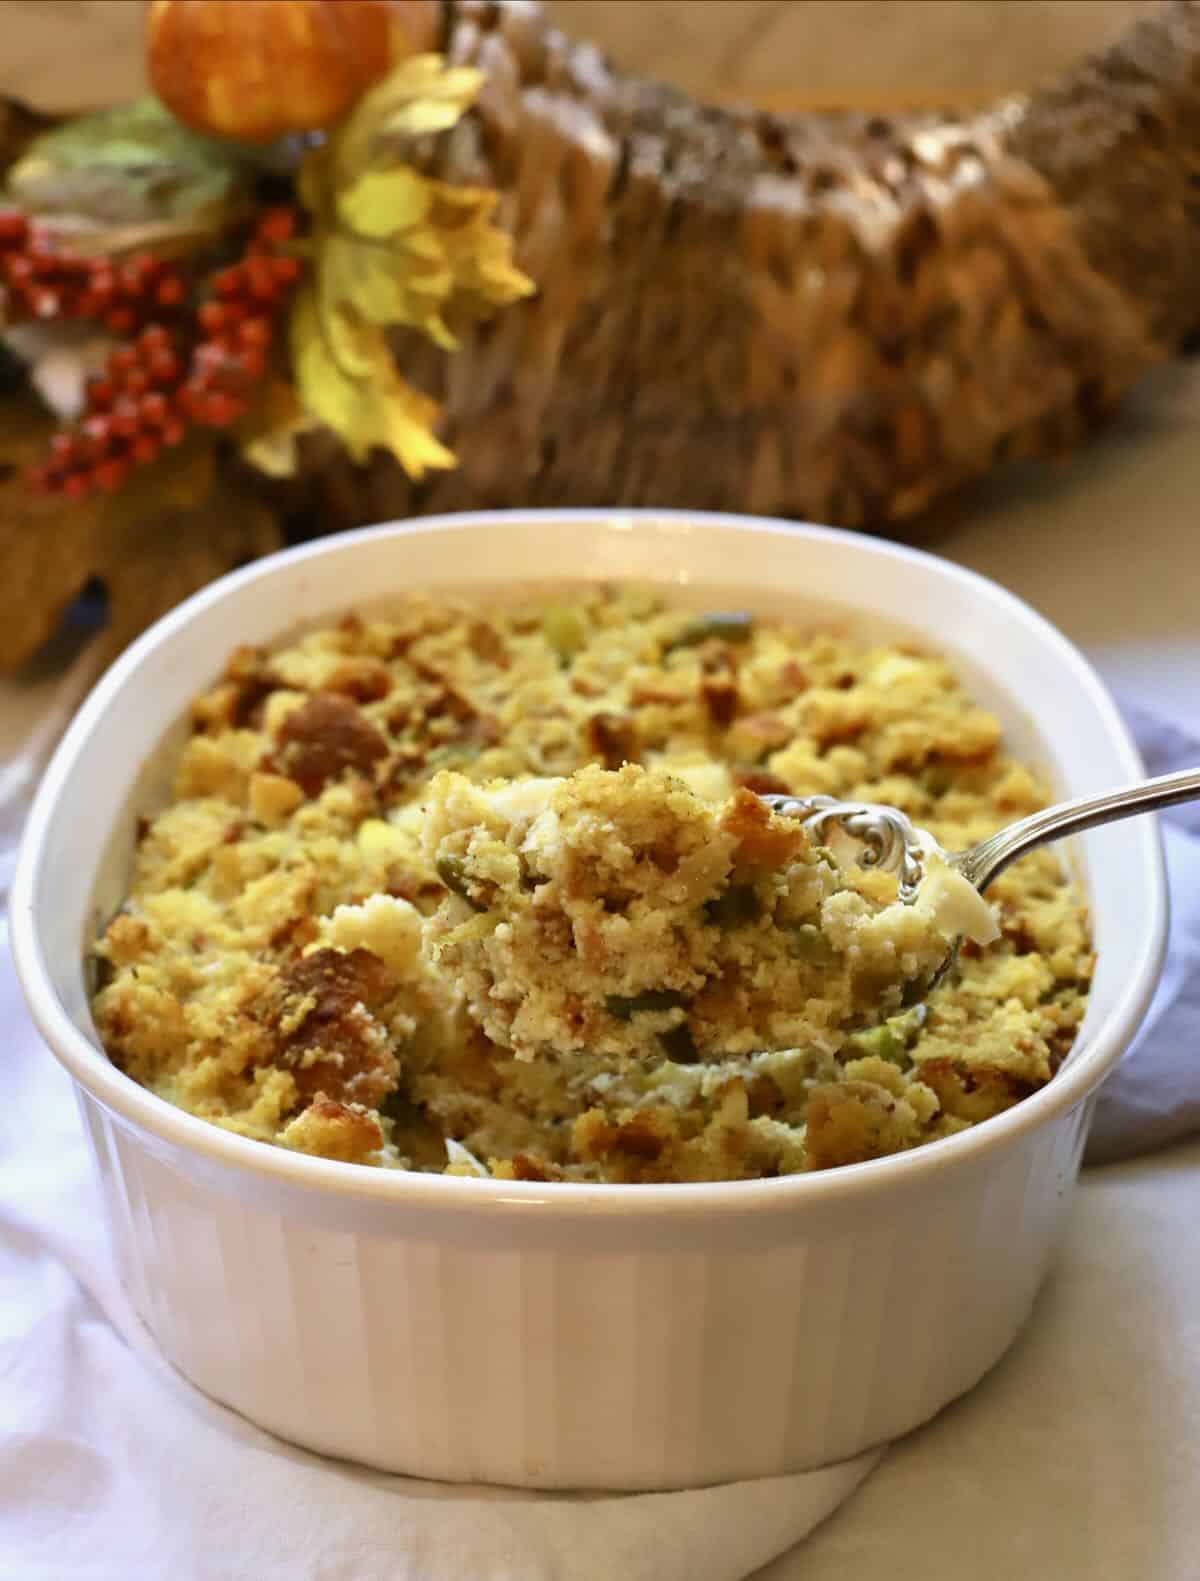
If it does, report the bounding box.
[948,765,1200,891]
[763,765,1200,899]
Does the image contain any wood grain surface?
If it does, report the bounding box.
[0,1,1157,113]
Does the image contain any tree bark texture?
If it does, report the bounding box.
[287,0,1200,535]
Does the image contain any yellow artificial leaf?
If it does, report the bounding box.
[321,232,453,349]
[241,418,319,478]
[360,56,482,132]
[331,56,483,185]
[316,246,381,373]
[291,285,455,480]
[427,184,538,316]
[337,165,430,238]
[284,52,533,480]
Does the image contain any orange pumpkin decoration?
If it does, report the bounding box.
[146,0,420,143]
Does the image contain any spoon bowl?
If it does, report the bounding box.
[764,762,1200,1004]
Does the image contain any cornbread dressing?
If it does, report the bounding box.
[91,589,1093,1182]
[424,765,994,1062]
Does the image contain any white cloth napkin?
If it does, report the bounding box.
[1085,700,1200,1162]
[1,679,1197,1581]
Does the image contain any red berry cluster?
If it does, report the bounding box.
[181,207,303,429]
[0,211,187,331]
[29,324,187,496]
[24,207,304,497]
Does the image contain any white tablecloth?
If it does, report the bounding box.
[3,360,1200,1579]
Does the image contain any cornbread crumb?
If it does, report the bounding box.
[280,1095,384,1164]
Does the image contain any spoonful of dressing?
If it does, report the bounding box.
[425,762,1198,1067]
[761,762,1200,996]
[424,764,1000,1066]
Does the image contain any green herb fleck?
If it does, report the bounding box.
[437,852,485,909]
[844,1023,905,1063]
[660,1022,699,1064]
[541,604,587,664]
[789,924,834,965]
[605,989,690,1020]
[666,612,754,652]
[704,884,762,928]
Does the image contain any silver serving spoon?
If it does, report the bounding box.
[762,764,1200,994]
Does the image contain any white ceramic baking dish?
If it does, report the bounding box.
[10,511,1166,1491]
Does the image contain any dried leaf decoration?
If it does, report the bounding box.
[0,390,281,673]
[288,54,534,479]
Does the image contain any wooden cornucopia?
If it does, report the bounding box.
[1,0,1198,670]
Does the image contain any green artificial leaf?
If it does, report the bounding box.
[6,96,256,232]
